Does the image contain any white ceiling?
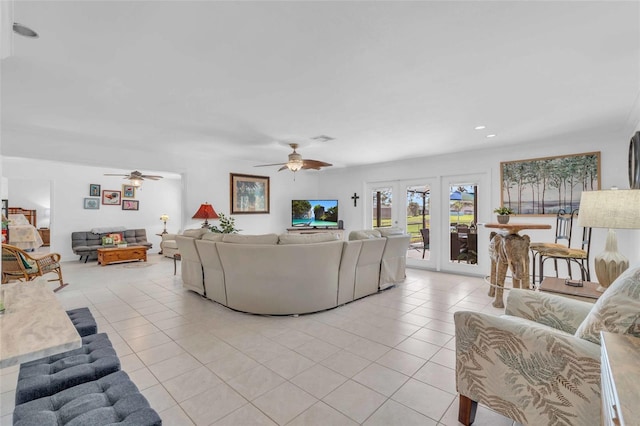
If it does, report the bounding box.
[2,1,639,173]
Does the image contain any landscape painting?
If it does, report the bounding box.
[500,152,600,215]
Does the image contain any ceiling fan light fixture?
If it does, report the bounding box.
[13,23,39,38]
[129,177,143,187]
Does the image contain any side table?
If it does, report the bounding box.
[538,277,600,303]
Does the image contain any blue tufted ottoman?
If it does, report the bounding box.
[15,333,120,405]
[13,370,162,426]
[65,307,98,337]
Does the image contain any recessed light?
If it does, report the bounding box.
[13,23,39,38]
[474,125,486,130]
[486,134,497,138]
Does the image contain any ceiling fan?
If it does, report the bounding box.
[255,143,332,173]
[104,170,163,187]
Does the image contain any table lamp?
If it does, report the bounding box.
[578,189,640,291]
[159,214,169,234]
[192,203,219,228]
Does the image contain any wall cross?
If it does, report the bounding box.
[351,193,360,207]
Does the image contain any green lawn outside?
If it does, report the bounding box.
[376,214,475,243]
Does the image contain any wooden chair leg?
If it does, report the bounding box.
[458,395,478,425]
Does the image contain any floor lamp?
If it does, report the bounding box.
[578,189,640,292]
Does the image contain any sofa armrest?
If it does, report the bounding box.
[505,289,593,334]
[454,310,601,426]
[161,233,178,242]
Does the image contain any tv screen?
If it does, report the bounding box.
[292,199,339,227]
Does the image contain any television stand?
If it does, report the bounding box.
[286,227,344,240]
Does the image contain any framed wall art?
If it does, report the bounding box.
[89,184,101,197]
[102,190,121,205]
[230,173,270,214]
[84,198,99,209]
[122,200,139,211]
[500,151,601,215]
[122,184,136,198]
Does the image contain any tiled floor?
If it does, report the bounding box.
[0,254,518,425]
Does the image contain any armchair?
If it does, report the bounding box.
[1,244,67,291]
[456,263,640,425]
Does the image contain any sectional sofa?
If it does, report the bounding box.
[175,229,410,315]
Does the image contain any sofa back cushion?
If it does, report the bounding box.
[182,228,210,239]
[376,227,405,237]
[122,229,149,245]
[222,234,279,245]
[201,233,224,242]
[349,230,382,240]
[575,263,640,345]
[278,233,338,245]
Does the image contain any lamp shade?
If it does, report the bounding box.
[192,203,219,220]
[578,189,640,229]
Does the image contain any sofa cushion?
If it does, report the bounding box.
[201,233,225,242]
[278,233,338,245]
[222,234,279,245]
[349,230,382,240]
[575,263,640,345]
[182,228,210,239]
[377,227,405,237]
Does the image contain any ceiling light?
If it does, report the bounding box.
[486,134,497,138]
[13,23,39,38]
[474,126,486,130]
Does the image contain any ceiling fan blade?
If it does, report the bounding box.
[278,165,289,172]
[141,175,163,180]
[302,159,333,169]
[254,163,287,167]
[103,173,128,176]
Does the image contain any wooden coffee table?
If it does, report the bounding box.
[538,277,601,302]
[97,246,147,266]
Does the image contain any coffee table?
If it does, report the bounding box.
[538,277,601,302]
[97,246,148,266]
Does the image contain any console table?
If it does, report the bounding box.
[0,281,81,368]
[600,332,640,425]
[287,228,345,240]
[484,223,551,308]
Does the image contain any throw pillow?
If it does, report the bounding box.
[102,236,114,246]
[575,263,640,345]
[108,233,123,244]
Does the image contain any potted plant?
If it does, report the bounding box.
[210,213,241,234]
[493,206,514,224]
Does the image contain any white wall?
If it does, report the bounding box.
[5,179,51,227]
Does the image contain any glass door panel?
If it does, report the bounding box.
[406,185,431,262]
[372,187,393,228]
[448,183,478,267]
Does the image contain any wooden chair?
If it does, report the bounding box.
[419,228,430,259]
[1,244,68,292]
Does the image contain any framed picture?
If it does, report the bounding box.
[230,173,270,214]
[122,200,139,211]
[89,184,101,197]
[122,184,135,198]
[84,198,99,209]
[500,151,601,215]
[102,190,121,205]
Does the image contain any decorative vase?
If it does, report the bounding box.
[497,215,510,224]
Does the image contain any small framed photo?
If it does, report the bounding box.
[122,200,139,211]
[102,190,121,205]
[230,173,270,214]
[89,184,101,197]
[122,184,135,198]
[84,198,99,209]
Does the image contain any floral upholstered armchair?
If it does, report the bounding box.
[455,264,640,426]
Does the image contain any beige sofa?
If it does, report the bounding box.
[177,230,410,315]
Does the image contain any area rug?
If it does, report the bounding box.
[120,262,157,269]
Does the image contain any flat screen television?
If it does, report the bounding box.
[292,199,339,228]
